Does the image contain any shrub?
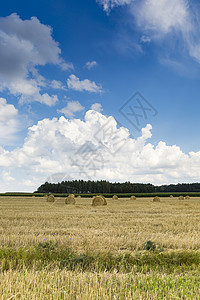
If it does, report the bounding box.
[143,240,156,251]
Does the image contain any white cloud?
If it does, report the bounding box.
[50,80,66,90]
[1,110,200,191]
[58,101,85,117]
[140,35,151,43]
[85,61,98,70]
[0,13,72,105]
[67,74,103,93]
[98,0,200,66]
[132,0,200,64]
[132,0,190,35]
[90,103,103,112]
[97,0,132,13]
[0,97,20,145]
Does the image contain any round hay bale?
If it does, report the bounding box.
[68,194,75,198]
[112,195,118,200]
[65,196,76,205]
[77,195,81,199]
[130,195,136,200]
[178,195,184,200]
[153,196,160,202]
[99,195,107,205]
[47,194,55,202]
[92,196,107,206]
[185,195,190,200]
[170,195,173,198]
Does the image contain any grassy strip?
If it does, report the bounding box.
[1,242,200,273]
[2,192,200,198]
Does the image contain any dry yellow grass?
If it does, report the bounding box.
[0,195,200,298]
[0,195,199,252]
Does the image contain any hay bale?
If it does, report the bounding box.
[92,196,107,206]
[65,195,76,205]
[130,195,136,200]
[112,195,118,200]
[77,195,81,199]
[170,195,173,198]
[47,194,55,202]
[100,195,107,205]
[153,196,160,202]
[178,196,184,200]
[68,194,75,198]
[185,195,190,200]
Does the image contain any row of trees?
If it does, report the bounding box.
[36,180,155,194]
[36,180,200,194]
[156,183,200,192]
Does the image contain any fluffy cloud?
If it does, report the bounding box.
[58,100,85,117]
[67,74,103,93]
[50,80,66,90]
[0,13,72,105]
[85,61,98,70]
[90,103,103,112]
[0,97,20,145]
[132,0,190,35]
[1,110,200,191]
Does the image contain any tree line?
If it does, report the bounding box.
[35,180,200,194]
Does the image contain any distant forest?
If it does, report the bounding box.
[36,180,200,194]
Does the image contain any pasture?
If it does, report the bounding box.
[0,196,200,299]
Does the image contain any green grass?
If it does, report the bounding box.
[1,242,200,274]
[2,191,200,198]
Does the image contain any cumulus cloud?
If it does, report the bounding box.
[90,103,103,112]
[67,74,103,93]
[85,61,98,70]
[0,97,20,145]
[58,100,85,117]
[1,110,200,191]
[0,13,72,105]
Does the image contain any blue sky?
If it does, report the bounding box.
[1,0,200,191]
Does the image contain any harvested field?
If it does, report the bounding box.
[0,195,200,298]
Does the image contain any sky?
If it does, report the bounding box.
[1,0,200,191]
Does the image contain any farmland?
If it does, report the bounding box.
[1,195,200,299]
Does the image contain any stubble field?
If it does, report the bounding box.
[0,196,200,299]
